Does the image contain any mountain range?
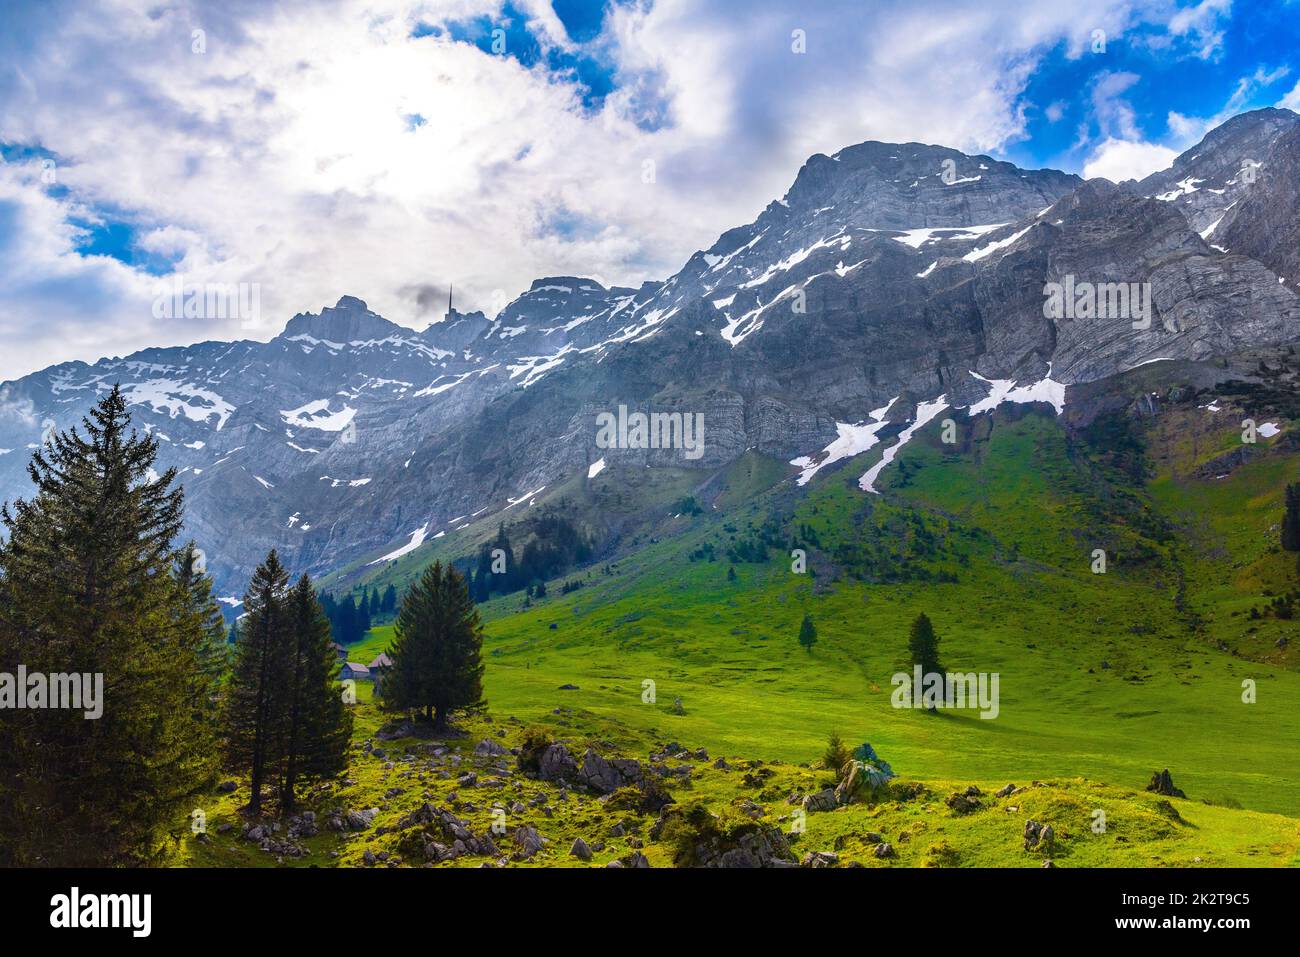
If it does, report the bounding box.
[2,107,1298,599]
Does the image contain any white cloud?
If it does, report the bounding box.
[1278,78,1300,112]
[1082,137,1179,182]
[0,0,1245,380]
[1167,63,1294,146]
[1166,0,1234,60]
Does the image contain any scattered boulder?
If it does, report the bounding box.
[536,743,579,784]
[801,789,838,813]
[1146,768,1186,798]
[514,825,546,859]
[945,785,983,815]
[801,851,839,868]
[344,808,379,830]
[873,842,896,859]
[701,826,798,868]
[215,780,238,794]
[569,837,593,861]
[393,803,501,861]
[375,721,416,741]
[995,783,1017,798]
[578,748,644,794]
[473,738,509,757]
[1023,820,1055,852]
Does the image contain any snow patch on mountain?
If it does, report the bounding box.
[790,397,899,486]
[280,399,357,431]
[859,396,949,493]
[965,370,1066,415]
[117,379,235,431]
[369,525,430,564]
[963,223,1035,262]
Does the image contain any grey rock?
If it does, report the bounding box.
[802,788,838,813]
[578,748,643,794]
[537,743,579,784]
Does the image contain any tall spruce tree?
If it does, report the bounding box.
[177,542,231,708]
[908,613,943,675]
[280,575,352,811]
[1282,483,1300,552]
[222,550,292,814]
[385,561,484,730]
[0,386,218,865]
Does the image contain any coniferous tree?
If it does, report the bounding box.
[177,542,231,718]
[359,591,372,634]
[1282,483,1300,552]
[798,613,818,653]
[280,575,352,811]
[338,594,359,645]
[908,612,943,675]
[382,584,397,615]
[0,386,218,865]
[385,561,485,730]
[222,550,292,814]
[822,731,850,772]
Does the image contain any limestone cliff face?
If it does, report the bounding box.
[2,109,1297,593]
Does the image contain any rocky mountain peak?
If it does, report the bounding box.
[422,308,491,353]
[527,276,605,293]
[776,139,1081,230]
[280,296,405,344]
[1137,107,1299,193]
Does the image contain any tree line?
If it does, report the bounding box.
[319,584,396,645]
[466,516,592,603]
[0,387,489,865]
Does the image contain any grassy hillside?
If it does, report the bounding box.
[421,409,1294,817]
[176,698,1300,868]
[226,397,1300,867]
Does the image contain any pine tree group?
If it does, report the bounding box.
[0,387,222,865]
[385,561,484,730]
[222,552,352,813]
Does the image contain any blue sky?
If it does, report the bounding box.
[0,0,1298,381]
